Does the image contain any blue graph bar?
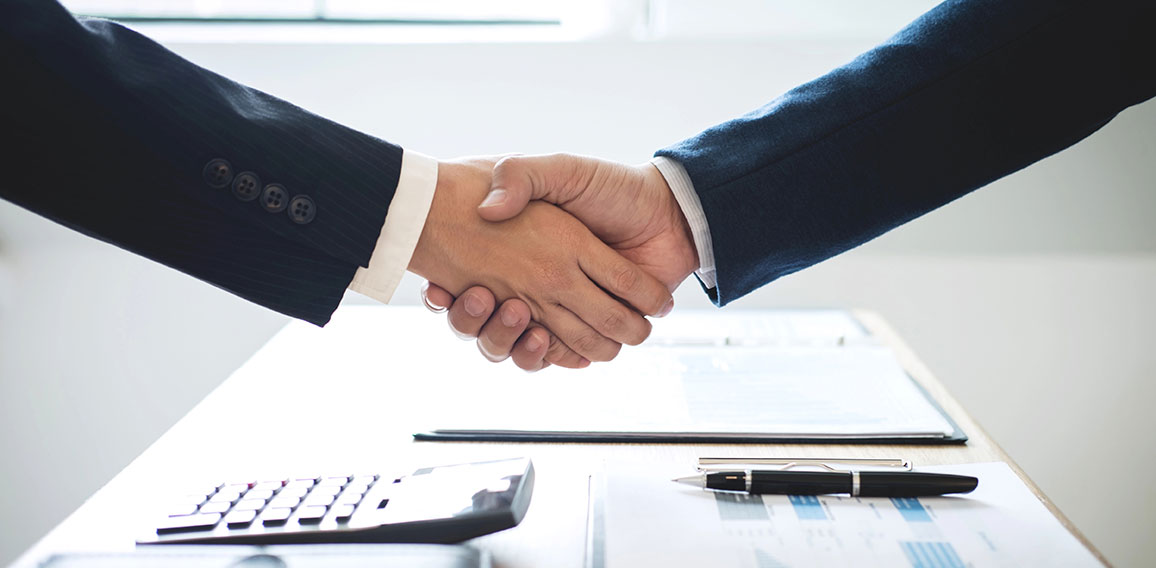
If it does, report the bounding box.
[900,541,966,568]
[788,494,827,520]
[714,492,770,521]
[891,497,932,522]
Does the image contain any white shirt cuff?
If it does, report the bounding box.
[650,156,717,289]
[348,150,438,304]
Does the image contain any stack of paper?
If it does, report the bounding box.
[415,310,962,443]
[589,462,1099,567]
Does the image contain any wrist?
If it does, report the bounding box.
[641,163,700,278]
[408,160,453,281]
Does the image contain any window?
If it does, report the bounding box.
[59,0,563,24]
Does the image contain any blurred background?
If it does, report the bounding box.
[2,0,1153,565]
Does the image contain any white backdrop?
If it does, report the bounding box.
[1,24,1154,567]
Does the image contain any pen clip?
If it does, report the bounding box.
[696,457,913,473]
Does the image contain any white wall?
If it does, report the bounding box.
[2,26,1154,567]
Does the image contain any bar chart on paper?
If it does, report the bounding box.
[590,462,1100,567]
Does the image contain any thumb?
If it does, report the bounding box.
[478,154,589,222]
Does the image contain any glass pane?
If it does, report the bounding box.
[322,0,561,22]
[60,0,316,19]
[60,0,562,22]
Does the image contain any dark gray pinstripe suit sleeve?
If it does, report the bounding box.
[0,0,405,325]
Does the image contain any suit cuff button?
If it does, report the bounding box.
[288,195,316,225]
[261,184,288,213]
[202,159,233,188]
[231,171,261,202]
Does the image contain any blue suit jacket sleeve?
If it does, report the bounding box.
[0,0,405,325]
[656,0,1155,306]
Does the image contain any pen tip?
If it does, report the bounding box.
[672,474,705,487]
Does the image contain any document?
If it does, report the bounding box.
[588,462,1099,567]
[415,310,963,443]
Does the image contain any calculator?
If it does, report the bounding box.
[138,457,534,545]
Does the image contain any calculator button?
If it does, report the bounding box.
[167,504,200,517]
[269,495,301,509]
[253,481,285,492]
[177,494,210,507]
[318,476,349,488]
[334,492,363,506]
[233,499,267,511]
[332,504,355,522]
[245,489,275,501]
[288,478,317,488]
[261,508,293,526]
[279,486,309,499]
[156,513,221,534]
[296,506,327,524]
[302,493,335,507]
[183,485,221,503]
[311,485,342,498]
[210,491,243,504]
[225,509,258,528]
[199,501,231,514]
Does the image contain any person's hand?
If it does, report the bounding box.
[422,282,559,370]
[408,156,674,366]
[423,154,701,370]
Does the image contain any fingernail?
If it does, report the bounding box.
[464,294,486,317]
[656,298,675,318]
[501,307,521,327]
[578,357,591,368]
[479,188,508,209]
[526,335,542,352]
[422,295,447,314]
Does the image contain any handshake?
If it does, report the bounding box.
[407,153,701,372]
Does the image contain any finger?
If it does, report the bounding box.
[508,326,551,371]
[446,286,496,340]
[421,281,454,313]
[476,298,532,362]
[479,154,589,222]
[514,326,588,370]
[561,275,654,347]
[579,243,675,320]
[540,303,622,363]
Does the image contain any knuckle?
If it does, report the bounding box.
[611,264,639,295]
[570,333,600,356]
[599,307,630,338]
[493,156,521,179]
[572,333,620,362]
[545,333,571,359]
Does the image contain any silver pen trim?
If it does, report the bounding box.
[672,473,707,488]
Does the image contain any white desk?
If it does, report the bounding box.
[11,306,1105,567]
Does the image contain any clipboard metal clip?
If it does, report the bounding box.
[696,457,913,473]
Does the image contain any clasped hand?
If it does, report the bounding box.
[409,155,700,371]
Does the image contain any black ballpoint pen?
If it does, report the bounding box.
[673,470,978,497]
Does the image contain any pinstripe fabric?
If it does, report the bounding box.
[1,0,406,325]
[656,0,1154,306]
